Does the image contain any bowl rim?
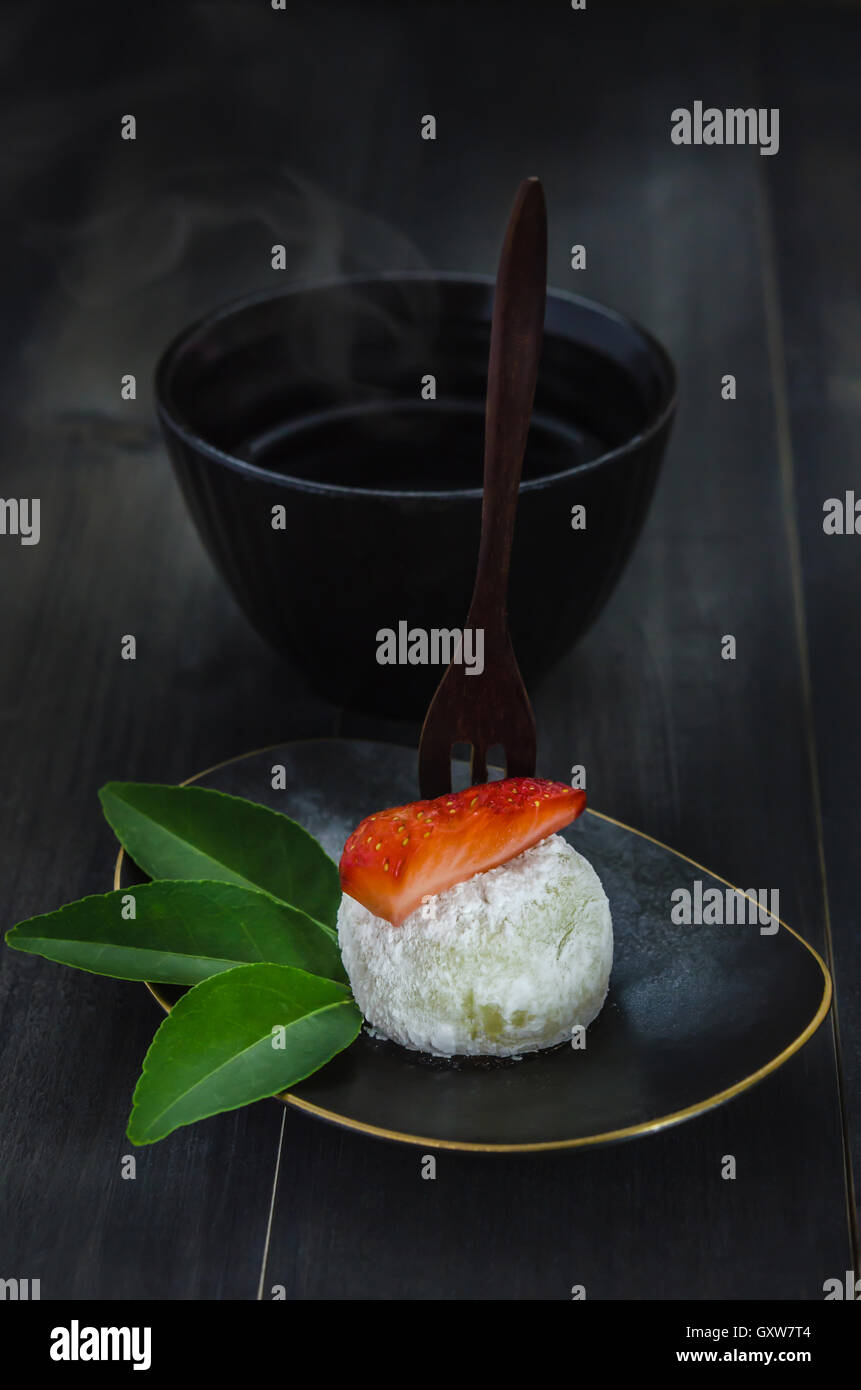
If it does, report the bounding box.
[154,270,678,501]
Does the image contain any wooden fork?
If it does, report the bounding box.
[418,177,546,798]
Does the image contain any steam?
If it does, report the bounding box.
[11,0,431,435]
[20,157,432,432]
[28,164,428,309]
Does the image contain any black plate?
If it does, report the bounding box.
[116,739,831,1151]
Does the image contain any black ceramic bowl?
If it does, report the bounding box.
[155,273,676,715]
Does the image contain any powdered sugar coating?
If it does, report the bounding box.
[337,833,613,1057]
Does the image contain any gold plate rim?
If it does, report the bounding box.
[113,736,833,1153]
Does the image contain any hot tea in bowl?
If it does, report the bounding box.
[154,273,676,715]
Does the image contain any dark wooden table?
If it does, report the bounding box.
[1,0,858,1299]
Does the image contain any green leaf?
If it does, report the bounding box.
[99,782,340,928]
[127,963,361,1144]
[5,880,347,986]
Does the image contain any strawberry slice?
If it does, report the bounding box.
[339,778,586,926]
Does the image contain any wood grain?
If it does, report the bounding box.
[0,0,855,1299]
[757,3,861,1258]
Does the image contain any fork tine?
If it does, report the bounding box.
[418,700,453,797]
[471,744,488,785]
[503,733,537,780]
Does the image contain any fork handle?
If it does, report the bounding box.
[469,177,547,628]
